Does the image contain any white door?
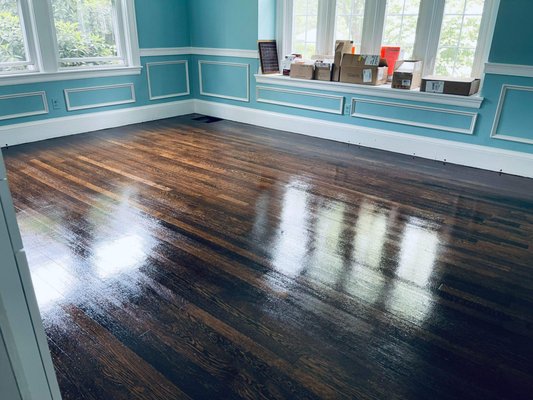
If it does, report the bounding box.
[0,150,62,400]
[0,325,22,400]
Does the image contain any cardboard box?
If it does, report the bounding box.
[314,62,332,81]
[339,54,388,85]
[421,76,481,96]
[332,40,353,82]
[392,60,423,90]
[290,63,314,80]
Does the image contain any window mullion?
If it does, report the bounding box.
[413,0,445,76]
[472,0,500,78]
[17,0,37,69]
[120,0,140,67]
[279,0,294,58]
[30,0,59,73]
[361,0,386,54]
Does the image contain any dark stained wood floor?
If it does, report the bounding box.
[3,115,533,400]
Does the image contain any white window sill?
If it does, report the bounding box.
[254,74,484,109]
[0,66,143,87]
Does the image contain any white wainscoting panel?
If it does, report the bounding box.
[351,98,478,135]
[198,61,250,102]
[146,60,190,100]
[0,92,49,121]
[64,83,136,111]
[490,84,533,145]
[256,86,345,114]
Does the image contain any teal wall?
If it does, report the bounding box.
[188,0,533,155]
[1,0,533,158]
[188,0,258,50]
[135,0,190,48]
[258,0,277,40]
[0,0,192,130]
[489,0,533,65]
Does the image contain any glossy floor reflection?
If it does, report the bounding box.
[4,115,533,400]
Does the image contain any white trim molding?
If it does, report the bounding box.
[139,47,259,59]
[351,98,478,135]
[140,47,192,57]
[0,92,49,121]
[255,74,484,109]
[256,86,345,114]
[64,83,136,111]
[0,100,194,147]
[192,47,258,59]
[194,100,533,178]
[490,85,533,145]
[485,63,533,78]
[198,61,250,102]
[0,66,142,87]
[146,60,190,100]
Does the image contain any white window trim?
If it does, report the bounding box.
[0,0,141,84]
[278,0,500,78]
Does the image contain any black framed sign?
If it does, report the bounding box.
[258,40,280,74]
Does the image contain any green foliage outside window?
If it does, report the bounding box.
[0,0,26,67]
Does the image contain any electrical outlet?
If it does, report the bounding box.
[344,102,351,115]
[51,98,61,110]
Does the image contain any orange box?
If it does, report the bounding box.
[381,46,401,78]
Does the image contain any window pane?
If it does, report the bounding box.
[0,0,31,72]
[434,0,484,77]
[334,0,365,50]
[292,0,318,58]
[382,0,421,59]
[51,0,123,68]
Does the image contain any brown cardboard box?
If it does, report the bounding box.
[314,62,332,81]
[332,40,353,82]
[290,63,314,80]
[420,76,481,96]
[339,54,388,85]
[392,60,423,90]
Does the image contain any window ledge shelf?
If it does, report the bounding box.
[255,74,484,109]
[0,66,143,87]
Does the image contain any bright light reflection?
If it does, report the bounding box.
[94,234,147,279]
[353,202,388,269]
[396,218,439,287]
[271,184,310,277]
[306,201,346,286]
[347,202,389,303]
[31,261,75,311]
[387,217,440,324]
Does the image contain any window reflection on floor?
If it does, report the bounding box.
[94,234,147,279]
[347,201,391,304]
[270,181,311,279]
[305,200,346,287]
[387,217,441,324]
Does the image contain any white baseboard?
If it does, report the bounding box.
[0,100,194,147]
[1,98,532,178]
[194,100,533,179]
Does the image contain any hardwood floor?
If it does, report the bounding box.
[3,115,533,400]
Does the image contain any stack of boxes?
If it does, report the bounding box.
[284,42,480,96]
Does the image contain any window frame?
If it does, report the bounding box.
[278,0,500,79]
[0,0,141,85]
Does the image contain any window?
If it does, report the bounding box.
[292,0,319,58]
[0,0,35,73]
[51,0,124,68]
[335,0,366,51]
[281,0,499,78]
[434,0,485,77]
[0,0,139,80]
[382,0,421,59]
